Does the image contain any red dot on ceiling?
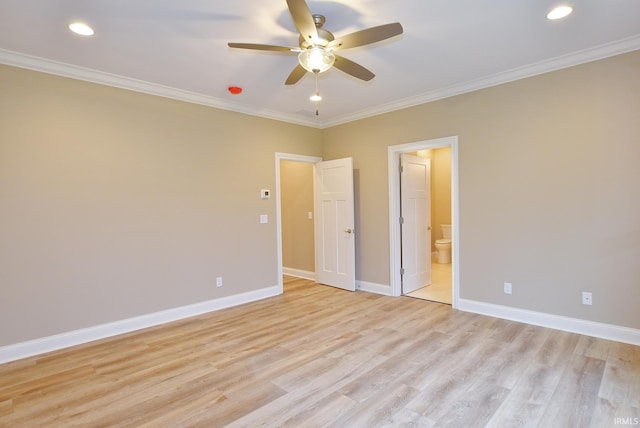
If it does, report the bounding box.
[228,86,243,95]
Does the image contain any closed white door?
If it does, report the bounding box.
[401,154,431,294]
[314,158,355,291]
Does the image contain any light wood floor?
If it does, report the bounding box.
[1,276,638,427]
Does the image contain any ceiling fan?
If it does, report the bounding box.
[227,0,403,85]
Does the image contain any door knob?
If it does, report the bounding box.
[344,228,353,234]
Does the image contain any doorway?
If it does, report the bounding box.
[404,148,452,304]
[275,153,321,294]
[275,153,357,293]
[387,136,459,308]
[279,160,316,279]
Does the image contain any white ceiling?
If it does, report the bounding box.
[1,0,639,128]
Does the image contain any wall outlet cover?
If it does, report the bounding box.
[504,282,512,295]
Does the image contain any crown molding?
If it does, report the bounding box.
[320,35,640,128]
[2,35,640,129]
[0,48,322,129]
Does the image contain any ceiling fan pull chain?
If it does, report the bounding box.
[315,72,320,116]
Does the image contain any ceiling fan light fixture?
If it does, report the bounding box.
[298,46,335,73]
[310,93,322,101]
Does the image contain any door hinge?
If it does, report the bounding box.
[399,217,404,224]
[400,268,405,275]
[399,164,404,173]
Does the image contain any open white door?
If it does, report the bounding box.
[314,158,356,291]
[401,154,431,294]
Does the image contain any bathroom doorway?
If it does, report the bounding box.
[387,136,459,307]
[403,147,452,304]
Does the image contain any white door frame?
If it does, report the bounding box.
[387,136,460,307]
[275,152,322,294]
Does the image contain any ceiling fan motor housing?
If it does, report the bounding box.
[300,28,334,48]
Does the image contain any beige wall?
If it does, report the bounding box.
[0,64,322,346]
[2,49,639,348]
[323,50,640,329]
[280,160,314,272]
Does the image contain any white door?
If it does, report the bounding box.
[401,154,431,294]
[314,158,356,291]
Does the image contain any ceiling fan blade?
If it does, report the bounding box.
[328,23,403,50]
[286,0,318,43]
[333,55,375,81]
[285,64,307,85]
[228,42,298,53]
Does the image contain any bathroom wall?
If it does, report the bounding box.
[280,160,315,273]
[416,148,452,250]
[431,147,452,246]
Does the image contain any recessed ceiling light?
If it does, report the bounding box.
[69,22,94,36]
[547,5,573,20]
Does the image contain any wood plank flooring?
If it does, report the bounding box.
[1,276,638,427]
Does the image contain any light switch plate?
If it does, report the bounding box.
[260,214,268,224]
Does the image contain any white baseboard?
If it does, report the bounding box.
[282,267,315,280]
[7,286,634,365]
[458,298,640,346]
[0,285,281,364]
[357,280,392,296]
[281,269,391,296]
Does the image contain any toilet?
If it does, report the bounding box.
[435,224,452,264]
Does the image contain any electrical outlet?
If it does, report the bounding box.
[216,277,223,287]
[504,282,512,295]
[582,291,592,305]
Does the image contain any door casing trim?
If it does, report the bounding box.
[387,136,459,307]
